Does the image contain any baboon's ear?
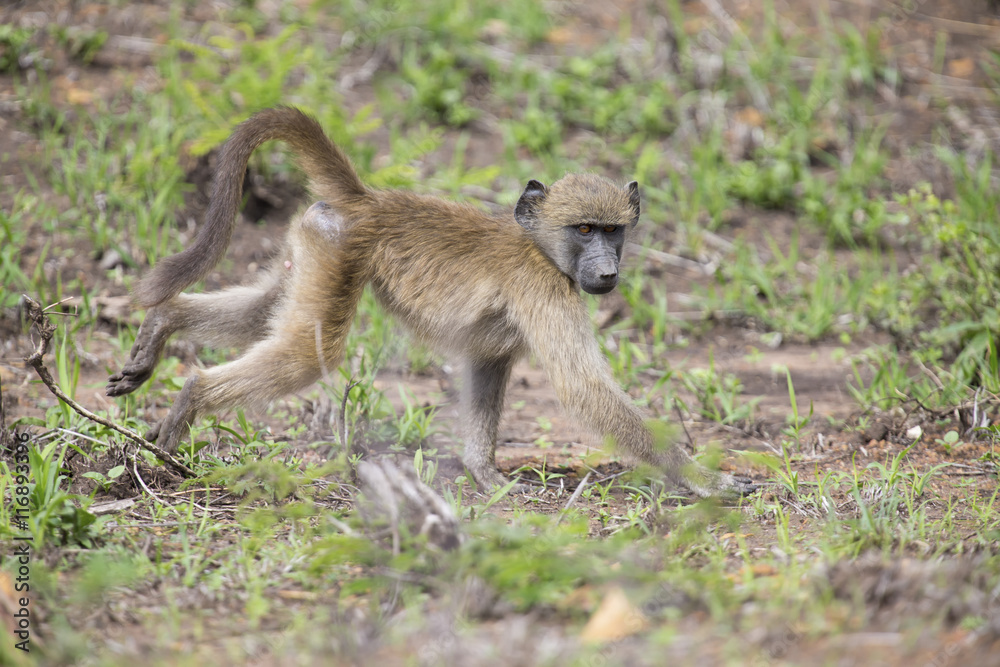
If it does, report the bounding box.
[515,180,548,229]
[626,181,640,227]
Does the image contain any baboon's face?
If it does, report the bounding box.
[515,175,640,295]
[564,221,627,294]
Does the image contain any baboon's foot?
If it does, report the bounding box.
[144,420,162,444]
[106,363,155,397]
[142,416,185,454]
[144,417,184,454]
[467,465,531,495]
[144,375,200,453]
[106,309,173,397]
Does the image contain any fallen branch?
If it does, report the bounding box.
[357,459,462,553]
[21,295,195,479]
[673,400,697,453]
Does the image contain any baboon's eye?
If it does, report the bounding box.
[578,224,593,234]
[603,225,618,233]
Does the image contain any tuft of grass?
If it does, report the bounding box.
[675,353,758,425]
[0,24,36,73]
[0,436,107,548]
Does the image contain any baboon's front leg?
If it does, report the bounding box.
[517,292,757,499]
[462,355,517,490]
[654,436,758,498]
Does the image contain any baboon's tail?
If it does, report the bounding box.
[133,106,368,308]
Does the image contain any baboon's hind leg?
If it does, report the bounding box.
[106,305,178,397]
[107,248,290,397]
[149,202,364,452]
[149,340,326,452]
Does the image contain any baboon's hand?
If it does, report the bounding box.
[106,361,155,397]
[682,467,759,500]
[723,474,759,497]
[140,412,185,454]
[106,309,172,397]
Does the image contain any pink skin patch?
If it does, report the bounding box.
[284,260,292,270]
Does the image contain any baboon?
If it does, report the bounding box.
[107,106,756,498]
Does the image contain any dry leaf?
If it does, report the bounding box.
[0,570,14,602]
[277,589,319,601]
[683,17,710,34]
[480,19,508,40]
[67,87,94,105]
[734,106,764,128]
[546,26,573,45]
[946,58,974,78]
[727,563,779,582]
[0,570,19,638]
[580,587,649,643]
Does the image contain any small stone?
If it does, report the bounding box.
[99,249,123,270]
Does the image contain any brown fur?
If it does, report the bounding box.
[108,107,755,498]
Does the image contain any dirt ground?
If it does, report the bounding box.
[2,0,1000,665]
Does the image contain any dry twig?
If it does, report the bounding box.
[21,295,195,478]
[340,377,361,449]
[556,471,592,526]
